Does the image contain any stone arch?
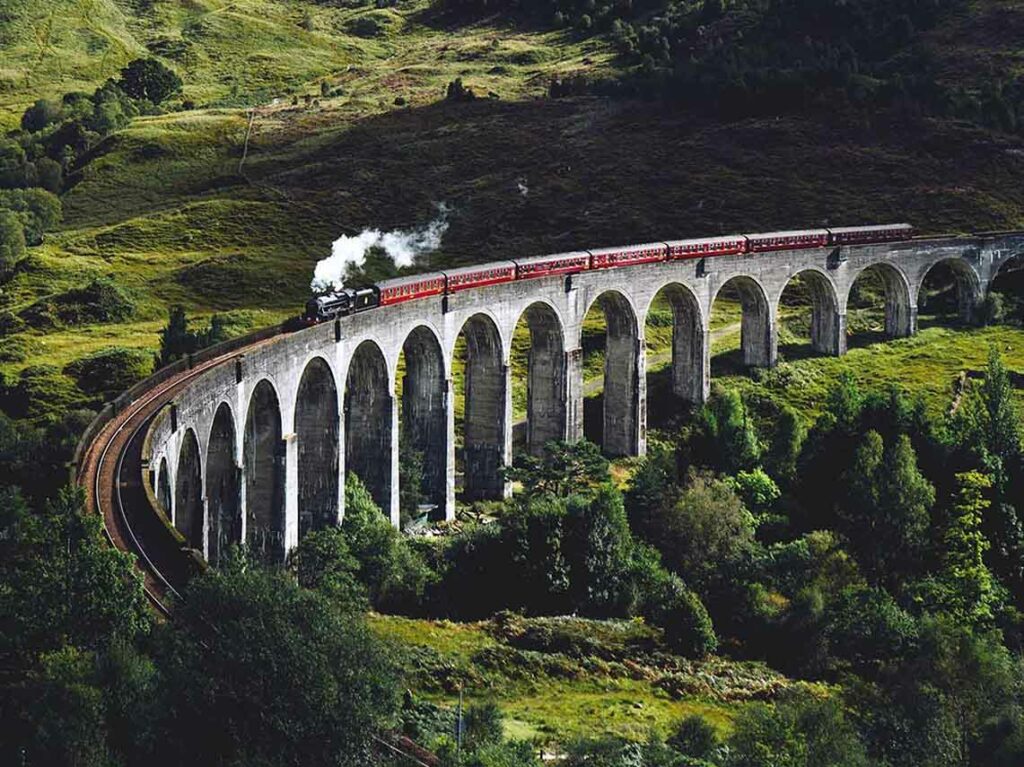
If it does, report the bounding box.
[206,402,239,567]
[174,428,204,552]
[515,301,567,456]
[244,379,285,563]
[585,290,641,457]
[345,340,392,513]
[777,269,843,356]
[646,282,706,404]
[847,262,914,339]
[400,326,447,516]
[917,257,982,323]
[294,356,340,539]
[157,456,172,516]
[456,313,507,500]
[712,276,774,368]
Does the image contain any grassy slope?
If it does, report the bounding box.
[369,613,814,744]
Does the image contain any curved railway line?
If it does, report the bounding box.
[75,341,278,614]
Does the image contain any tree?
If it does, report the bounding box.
[151,558,399,767]
[117,58,183,104]
[0,486,150,669]
[0,209,25,275]
[668,714,720,760]
[564,485,636,616]
[838,431,933,587]
[0,187,63,244]
[692,388,761,473]
[342,474,434,611]
[504,439,610,499]
[651,472,755,592]
[288,526,367,610]
[914,471,999,628]
[21,99,62,132]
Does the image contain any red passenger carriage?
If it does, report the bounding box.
[745,229,830,252]
[666,235,747,260]
[377,273,446,306]
[589,242,667,269]
[514,251,591,279]
[443,262,517,293]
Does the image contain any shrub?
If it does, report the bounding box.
[117,58,182,105]
[0,210,25,274]
[643,572,717,658]
[20,278,134,329]
[21,99,62,132]
[668,714,719,760]
[63,347,153,400]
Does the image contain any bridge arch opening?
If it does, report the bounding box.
[918,258,981,324]
[988,251,1024,321]
[847,263,914,346]
[206,402,239,567]
[244,379,285,563]
[710,276,773,372]
[157,456,171,516]
[174,428,204,552]
[398,326,447,524]
[512,302,567,458]
[777,270,842,358]
[583,291,640,457]
[644,283,705,416]
[295,357,340,539]
[454,314,507,501]
[345,340,392,514]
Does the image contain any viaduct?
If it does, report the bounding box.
[77,232,1024,581]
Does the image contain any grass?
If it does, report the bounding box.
[368,613,802,745]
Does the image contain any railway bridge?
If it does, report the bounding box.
[76,232,1024,589]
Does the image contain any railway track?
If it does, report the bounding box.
[76,347,265,615]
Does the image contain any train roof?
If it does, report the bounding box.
[743,228,831,239]
[513,250,590,266]
[665,234,746,247]
[827,223,913,234]
[442,260,517,278]
[587,241,667,255]
[377,272,446,290]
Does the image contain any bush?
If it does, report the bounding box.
[21,99,62,132]
[0,188,62,245]
[342,474,435,611]
[64,347,153,400]
[0,210,25,274]
[117,59,182,105]
[20,278,134,329]
[643,572,717,658]
[668,715,719,760]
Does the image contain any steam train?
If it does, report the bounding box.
[303,223,912,323]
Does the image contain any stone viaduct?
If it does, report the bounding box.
[143,232,1024,566]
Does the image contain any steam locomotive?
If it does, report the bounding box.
[302,223,912,323]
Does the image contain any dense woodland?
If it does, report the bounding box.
[2,0,1024,764]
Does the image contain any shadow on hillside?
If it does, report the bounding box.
[244,95,1024,274]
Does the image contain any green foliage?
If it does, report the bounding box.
[21,98,63,132]
[645,472,755,594]
[728,468,780,515]
[0,187,62,244]
[0,486,151,669]
[63,346,153,400]
[724,694,869,767]
[20,277,135,330]
[668,714,719,761]
[343,473,435,611]
[504,439,610,499]
[643,571,718,658]
[0,208,25,274]
[288,526,368,610]
[158,305,236,366]
[151,557,399,766]
[564,485,636,616]
[399,437,428,527]
[837,431,934,587]
[912,471,999,628]
[0,364,90,421]
[691,388,761,474]
[117,58,183,105]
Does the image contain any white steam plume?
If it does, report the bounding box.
[311,204,450,292]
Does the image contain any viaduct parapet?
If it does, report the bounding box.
[138,233,1024,566]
